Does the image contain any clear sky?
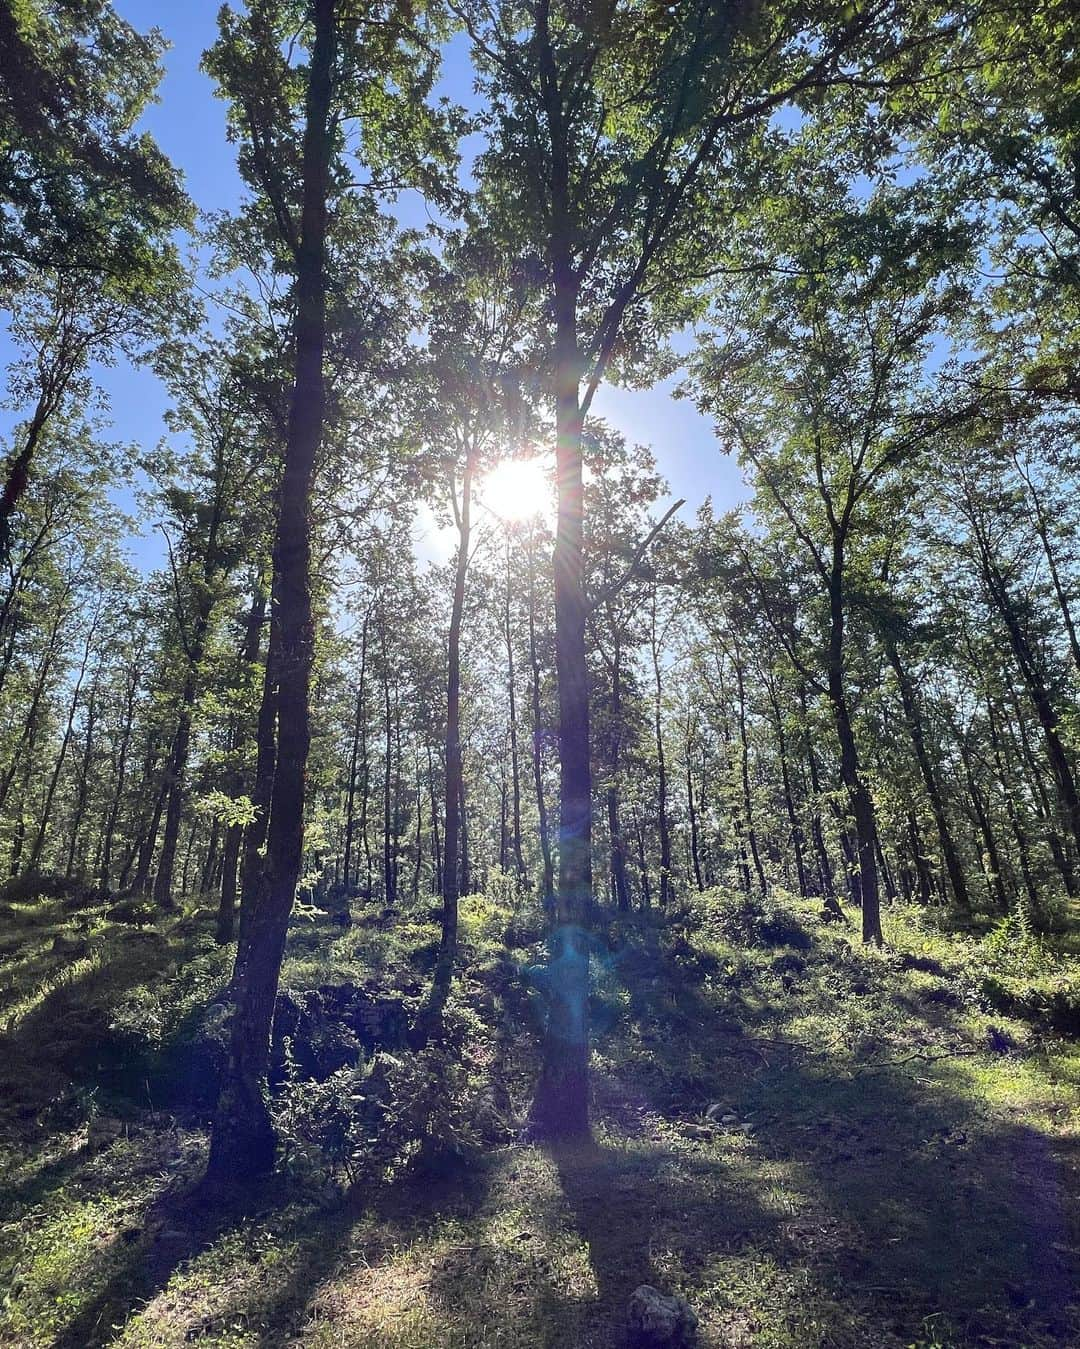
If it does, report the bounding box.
[1,1,748,570]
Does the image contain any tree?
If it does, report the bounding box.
[461,0,957,1132]
[205,0,452,1183]
[0,0,187,287]
[690,179,972,942]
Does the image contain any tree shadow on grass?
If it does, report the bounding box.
[47,1172,227,1349]
[38,1144,498,1349]
[550,1140,658,1346]
[577,918,1080,1346]
[252,1155,493,1349]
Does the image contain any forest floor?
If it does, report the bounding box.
[0,884,1079,1348]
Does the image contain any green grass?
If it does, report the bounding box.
[1,887,1078,1347]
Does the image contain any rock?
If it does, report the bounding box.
[986,1024,1013,1054]
[627,1284,698,1347]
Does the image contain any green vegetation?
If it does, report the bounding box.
[3,0,1080,1342]
[1,885,1078,1347]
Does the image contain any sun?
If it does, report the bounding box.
[478,457,552,523]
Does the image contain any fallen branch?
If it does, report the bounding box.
[850,1046,980,1076]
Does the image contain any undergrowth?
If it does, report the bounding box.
[0,884,1077,1347]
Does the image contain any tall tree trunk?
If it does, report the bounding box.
[0,598,69,818]
[426,741,441,896]
[1023,473,1080,675]
[207,0,334,1186]
[341,614,368,900]
[987,695,1041,917]
[218,584,268,945]
[885,640,969,910]
[100,667,138,888]
[503,538,527,880]
[979,538,1080,858]
[410,753,423,903]
[28,619,96,873]
[152,684,195,911]
[685,716,705,894]
[767,683,807,898]
[64,678,98,879]
[530,242,591,1140]
[607,634,632,910]
[380,613,396,906]
[733,647,767,897]
[421,460,471,1028]
[238,605,280,942]
[1005,682,1078,896]
[798,683,839,914]
[130,759,168,895]
[527,528,555,910]
[958,733,1008,912]
[826,554,882,944]
[153,523,223,909]
[651,603,673,908]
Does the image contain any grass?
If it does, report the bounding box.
[0,885,1078,1347]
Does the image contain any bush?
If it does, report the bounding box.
[273,1011,502,1186]
[691,887,813,951]
[980,911,1051,979]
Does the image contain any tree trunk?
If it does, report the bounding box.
[979,538,1080,859]
[799,683,839,914]
[608,635,632,910]
[987,695,1041,917]
[207,0,334,1186]
[1025,474,1080,675]
[734,648,767,897]
[651,602,673,908]
[1005,683,1078,897]
[685,718,705,894]
[238,604,280,942]
[28,620,96,873]
[421,457,471,1028]
[65,679,99,879]
[530,251,591,1140]
[767,683,808,897]
[341,614,368,900]
[826,555,882,944]
[885,640,969,910]
[527,528,555,910]
[504,539,527,880]
[958,733,1008,911]
[100,667,138,888]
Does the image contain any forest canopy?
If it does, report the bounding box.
[1,2,1080,1347]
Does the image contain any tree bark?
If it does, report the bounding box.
[207,0,334,1186]
[527,527,555,910]
[885,640,969,910]
[420,452,472,1029]
[503,538,527,880]
[530,230,591,1140]
[826,553,882,944]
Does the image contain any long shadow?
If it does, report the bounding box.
[0,1137,94,1225]
[581,913,1080,1345]
[552,1140,657,1345]
[252,1155,494,1348]
[39,1144,500,1349]
[49,1173,229,1349]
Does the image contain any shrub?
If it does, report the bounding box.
[691,887,812,951]
[272,989,508,1187]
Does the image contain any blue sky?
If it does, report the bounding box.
[1,1,747,570]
